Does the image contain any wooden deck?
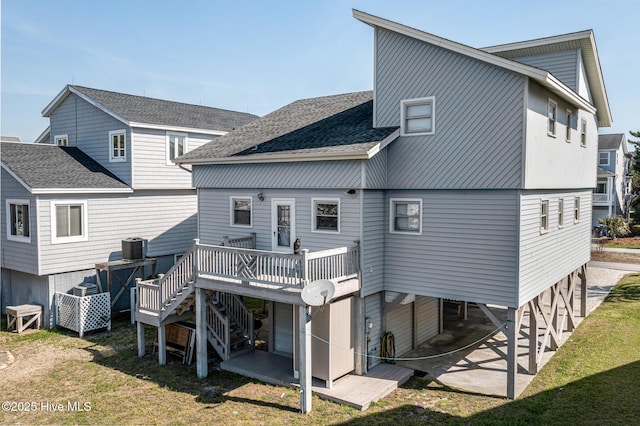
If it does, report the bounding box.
[221,350,413,410]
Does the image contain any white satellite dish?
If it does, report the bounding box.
[301,279,336,307]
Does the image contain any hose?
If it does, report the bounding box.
[380,331,396,364]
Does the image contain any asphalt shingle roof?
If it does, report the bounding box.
[177,91,398,162]
[598,133,625,150]
[1,142,130,191]
[68,86,258,132]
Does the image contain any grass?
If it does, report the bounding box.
[603,236,640,249]
[2,275,640,425]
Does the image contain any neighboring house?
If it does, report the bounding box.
[132,10,611,410]
[593,133,633,225]
[1,85,258,327]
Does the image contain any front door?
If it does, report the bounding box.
[271,199,296,253]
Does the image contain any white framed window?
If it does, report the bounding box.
[580,119,587,147]
[166,132,188,165]
[596,179,607,194]
[55,134,68,146]
[540,200,549,233]
[51,200,88,244]
[565,110,572,142]
[390,198,422,234]
[312,198,340,233]
[400,97,435,136]
[574,197,580,223]
[547,99,557,137]
[109,130,126,162]
[6,199,31,243]
[598,152,609,166]
[558,199,564,228]
[230,197,252,227]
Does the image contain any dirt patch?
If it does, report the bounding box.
[1,340,92,383]
[0,348,15,369]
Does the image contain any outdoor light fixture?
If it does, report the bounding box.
[257,192,264,201]
[345,189,356,195]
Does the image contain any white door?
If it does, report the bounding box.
[271,199,296,253]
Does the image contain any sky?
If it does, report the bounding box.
[1,0,638,143]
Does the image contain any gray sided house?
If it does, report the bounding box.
[133,10,611,411]
[1,86,257,326]
[593,133,633,225]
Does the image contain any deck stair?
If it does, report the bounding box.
[135,234,257,326]
[206,292,255,360]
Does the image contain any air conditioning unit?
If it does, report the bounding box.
[122,238,146,261]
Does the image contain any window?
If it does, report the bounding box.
[540,200,549,233]
[400,97,435,136]
[598,152,609,166]
[167,132,188,164]
[565,110,572,142]
[55,134,68,146]
[390,199,422,234]
[6,200,30,242]
[558,199,564,228]
[574,197,580,223]
[547,100,557,137]
[596,179,607,194]
[312,199,340,233]
[109,130,126,162]
[580,119,587,147]
[51,200,88,243]
[230,197,252,227]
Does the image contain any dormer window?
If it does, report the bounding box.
[55,134,68,146]
[598,152,610,166]
[109,130,126,162]
[167,132,188,165]
[400,97,435,136]
[547,99,557,137]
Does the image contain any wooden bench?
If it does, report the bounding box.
[6,304,42,333]
[153,323,195,364]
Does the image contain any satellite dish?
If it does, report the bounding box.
[301,279,335,307]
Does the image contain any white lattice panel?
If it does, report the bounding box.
[56,292,111,337]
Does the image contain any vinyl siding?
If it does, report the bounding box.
[364,293,383,369]
[49,94,132,185]
[274,302,294,356]
[38,190,197,274]
[132,129,214,189]
[0,269,49,324]
[384,190,519,307]
[518,190,591,305]
[524,82,598,189]
[361,190,385,296]
[512,50,579,91]
[415,296,439,345]
[364,151,387,189]
[193,161,362,189]
[198,189,361,252]
[1,169,39,274]
[375,28,525,189]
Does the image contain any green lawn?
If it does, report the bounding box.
[1,274,639,425]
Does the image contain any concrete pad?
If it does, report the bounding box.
[397,266,632,398]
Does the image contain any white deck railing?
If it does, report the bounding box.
[136,238,360,317]
[593,193,611,204]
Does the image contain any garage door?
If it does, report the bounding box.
[385,302,413,357]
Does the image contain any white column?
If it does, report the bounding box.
[506,307,517,399]
[158,324,166,365]
[196,287,208,378]
[137,322,145,357]
[299,305,312,414]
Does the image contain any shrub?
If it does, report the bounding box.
[598,215,630,239]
